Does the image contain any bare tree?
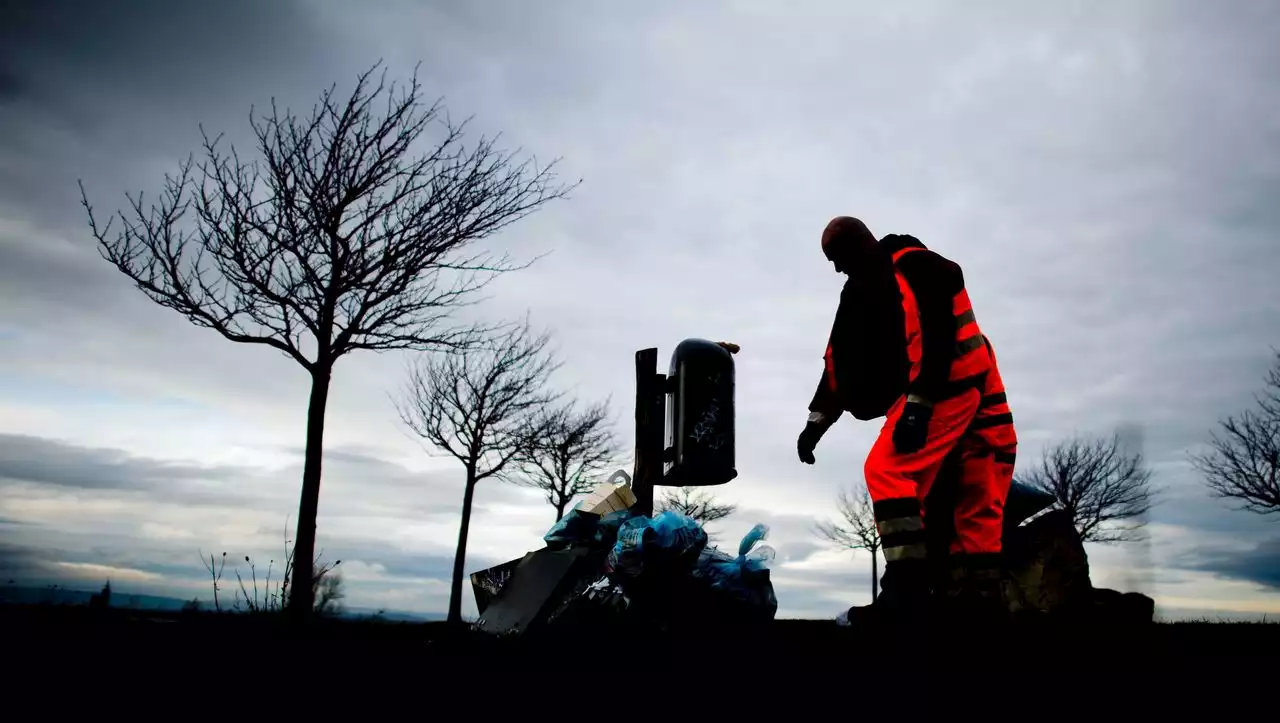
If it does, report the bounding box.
[1191,351,1280,515]
[1019,434,1155,544]
[396,319,560,624]
[814,485,881,602]
[657,487,737,526]
[81,63,574,615]
[516,398,620,522]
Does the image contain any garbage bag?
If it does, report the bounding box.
[595,508,639,547]
[690,523,778,620]
[544,507,642,550]
[606,510,708,584]
[544,575,632,628]
[544,508,603,548]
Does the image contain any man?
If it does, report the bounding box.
[798,216,1015,623]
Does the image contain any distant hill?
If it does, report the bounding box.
[0,585,189,610]
[0,584,446,621]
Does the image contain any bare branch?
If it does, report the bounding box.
[814,485,881,554]
[657,487,737,525]
[82,62,575,615]
[1191,350,1280,515]
[395,317,563,482]
[514,396,621,520]
[80,60,577,370]
[1019,433,1156,544]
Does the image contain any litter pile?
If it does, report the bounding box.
[470,471,777,636]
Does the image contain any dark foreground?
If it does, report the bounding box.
[5,603,1275,706]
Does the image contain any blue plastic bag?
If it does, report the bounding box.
[691,523,778,619]
[544,507,641,549]
[606,510,708,582]
[544,508,602,548]
[595,508,639,546]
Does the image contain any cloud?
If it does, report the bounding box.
[0,541,55,581]
[51,561,162,583]
[0,432,242,491]
[0,431,544,615]
[1178,536,1280,590]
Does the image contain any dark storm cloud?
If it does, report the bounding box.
[0,68,25,103]
[1180,537,1280,590]
[0,0,343,231]
[0,0,319,110]
[0,432,527,523]
[1150,479,1279,538]
[0,541,56,580]
[0,432,241,491]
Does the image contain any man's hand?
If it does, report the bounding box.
[797,420,828,465]
[892,397,933,455]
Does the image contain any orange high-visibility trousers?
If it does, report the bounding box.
[864,387,982,563]
[950,345,1017,555]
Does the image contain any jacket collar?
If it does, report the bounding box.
[879,234,927,256]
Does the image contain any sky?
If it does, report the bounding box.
[1,0,1278,621]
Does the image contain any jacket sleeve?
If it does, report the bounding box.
[807,283,856,423]
[807,353,844,423]
[895,251,960,403]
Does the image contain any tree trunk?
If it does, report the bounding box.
[448,467,478,625]
[871,548,879,603]
[287,365,332,618]
[554,499,566,522]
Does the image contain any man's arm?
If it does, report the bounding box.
[896,252,960,403]
[808,278,863,422]
[808,356,844,425]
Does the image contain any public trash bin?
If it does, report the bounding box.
[665,338,737,486]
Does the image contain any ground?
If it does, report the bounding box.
[6,602,1276,672]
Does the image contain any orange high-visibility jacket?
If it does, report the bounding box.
[886,235,992,400]
[810,234,990,420]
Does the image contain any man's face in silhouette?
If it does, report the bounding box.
[821,216,877,277]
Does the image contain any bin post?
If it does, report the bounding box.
[632,348,664,517]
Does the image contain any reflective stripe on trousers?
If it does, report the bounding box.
[865,388,982,562]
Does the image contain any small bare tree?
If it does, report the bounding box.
[81,63,574,615]
[1020,434,1155,544]
[198,550,227,611]
[396,319,560,624]
[814,485,881,602]
[1191,351,1280,515]
[516,398,619,522]
[657,487,737,526]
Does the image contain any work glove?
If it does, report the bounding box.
[892,398,933,455]
[797,420,828,465]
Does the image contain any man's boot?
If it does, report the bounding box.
[939,553,1008,630]
[838,558,934,630]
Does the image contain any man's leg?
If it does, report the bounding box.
[942,433,1015,620]
[923,447,963,595]
[859,388,981,617]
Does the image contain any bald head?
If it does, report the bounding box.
[820,216,878,274]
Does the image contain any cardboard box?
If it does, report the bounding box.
[577,480,638,516]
